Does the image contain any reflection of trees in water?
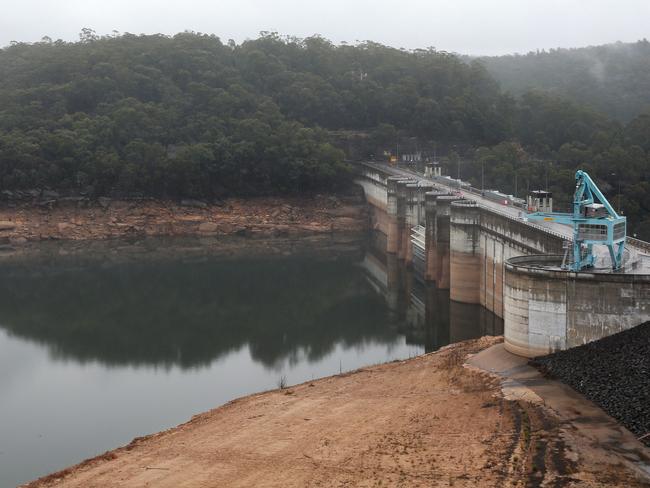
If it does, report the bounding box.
[0,232,505,370]
[0,254,402,369]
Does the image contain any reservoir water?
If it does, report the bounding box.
[0,233,501,487]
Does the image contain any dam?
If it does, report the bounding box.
[355,161,650,357]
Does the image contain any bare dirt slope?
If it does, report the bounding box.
[26,337,648,488]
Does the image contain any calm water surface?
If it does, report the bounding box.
[0,234,501,487]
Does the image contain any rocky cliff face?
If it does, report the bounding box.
[0,195,368,243]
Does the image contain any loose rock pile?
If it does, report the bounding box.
[532,322,650,447]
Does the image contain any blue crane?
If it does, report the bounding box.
[527,170,626,271]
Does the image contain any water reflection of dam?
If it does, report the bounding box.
[360,231,503,352]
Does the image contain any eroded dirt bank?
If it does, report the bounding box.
[24,337,649,488]
[0,194,367,242]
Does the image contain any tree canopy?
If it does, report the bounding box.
[0,31,511,198]
[1,32,650,236]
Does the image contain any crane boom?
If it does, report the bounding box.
[527,170,626,271]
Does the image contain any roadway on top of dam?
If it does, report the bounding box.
[361,161,650,274]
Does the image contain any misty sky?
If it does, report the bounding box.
[1,0,649,55]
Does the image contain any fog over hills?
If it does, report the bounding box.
[2,0,649,56]
[477,39,650,122]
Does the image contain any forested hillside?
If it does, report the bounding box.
[1,32,650,235]
[479,40,650,123]
[0,31,507,198]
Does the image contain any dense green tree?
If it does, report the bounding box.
[0,33,359,197]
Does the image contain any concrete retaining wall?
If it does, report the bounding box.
[504,255,650,357]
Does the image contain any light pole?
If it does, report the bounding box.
[481,160,485,195]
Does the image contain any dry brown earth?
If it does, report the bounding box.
[24,337,649,488]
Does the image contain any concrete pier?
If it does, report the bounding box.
[395,179,414,259]
[450,201,481,304]
[424,191,449,282]
[404,183,420,264]
[386,177,402,253]
[433,196,456,289]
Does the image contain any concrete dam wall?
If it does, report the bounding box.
[356,162,650,357]
[504,255,650,357]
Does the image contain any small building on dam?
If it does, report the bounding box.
[355,162,650,358]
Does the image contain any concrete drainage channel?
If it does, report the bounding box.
[467,341,650,482]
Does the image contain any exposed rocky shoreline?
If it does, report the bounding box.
[0,193,368,243]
